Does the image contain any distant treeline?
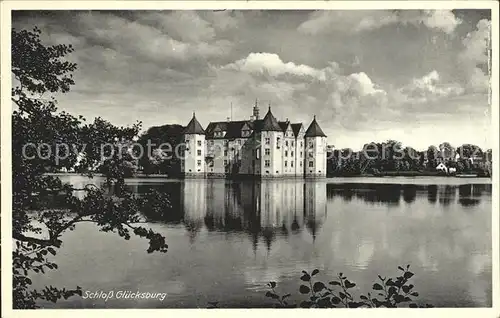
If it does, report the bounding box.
[87,125,492,178]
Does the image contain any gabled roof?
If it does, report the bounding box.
[291,123,303,137]
[260,108,282,132]
[278,121,292,132]
[305,116,326,137]
[184,113,205,135]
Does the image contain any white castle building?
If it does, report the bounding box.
[180,101,327,178]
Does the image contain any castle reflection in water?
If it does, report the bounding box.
[126,180,491,251]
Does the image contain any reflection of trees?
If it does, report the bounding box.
[325,183,490,208]
[438,185,455,206]
[427,185,437,204]
[402,185,417,204]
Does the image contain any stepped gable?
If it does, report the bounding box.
[183,112,205,135]
[305,116,326,138]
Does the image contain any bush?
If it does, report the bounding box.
[264,265,433,308]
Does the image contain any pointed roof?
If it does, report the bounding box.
[260,107,282,132]
[183,112,205,135]
[291,123,303,137]
[305,115,326,137]
[278,121,290,132]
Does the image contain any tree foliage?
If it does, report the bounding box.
[12,27,170,309]
[262,265,433,308]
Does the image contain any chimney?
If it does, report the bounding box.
[227,117,231,122]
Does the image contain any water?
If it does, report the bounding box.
[31,175,492,308]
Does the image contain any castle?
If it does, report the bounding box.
[180,101,327,178]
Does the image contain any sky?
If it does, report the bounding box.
[12,9,492,151]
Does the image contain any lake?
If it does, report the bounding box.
[31,175,492,308]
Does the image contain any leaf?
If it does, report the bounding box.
[372,283,383,290]
[282,293,291,300]
[398,266,404,271]
[299,285,311,294]
[402,285,410,293]
[410,292,419,297]
[331,296,341,304]
[311,269,319,276]
[388,286,397,296]
[269,281,276,288]
[329,281,341,286]
[404,271,414,279]
[313,282,326,292]
[348,301,362,308]
[300,301,313,308]
[339,292,347,299]
[394,295,406,303]
[344,280,356,289]
[409,303,418,308]
[300,273,311,282]
[360,295,368,300]
[47,247,56,255]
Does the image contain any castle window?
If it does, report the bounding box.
[300,151,303,157]
[309,161,314,167]
[265,160,270,167]
[265,148,270,156]
[285,161,288,167]
[208,160,214,167]
[285,140,288,147]
[224,160,228,166]
[197,140,202,146]
[197,160,202,166]
[300,141,303,147]
[265,138,270,145]
[291,151,294,157]
[291,141,294,147]
[300,162,302,167]
[309,152,314,158]
[256,149,260,159]
[277,137,281,149]
[224,150,228,156]
[285,150,288,157]
[309,142,314,149]
[197,150,202,156]
[291,161,294,167]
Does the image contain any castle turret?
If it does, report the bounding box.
[256,106,283,177]
[181,112,206,177]
[304,115,327,178]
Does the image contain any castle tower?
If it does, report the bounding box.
[304,115,327,178]
[257,106,283,177]
[181,112,206,177]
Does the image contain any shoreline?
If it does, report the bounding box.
[46,172,491,180]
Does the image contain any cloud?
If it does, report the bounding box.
[398,70,464,104]
[221,53,326,80]
[458,19,491,93]
[298,10,462,35]
[136,11,216,43]
[73,12,232,68]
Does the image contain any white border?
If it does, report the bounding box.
[1,2,498,318]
